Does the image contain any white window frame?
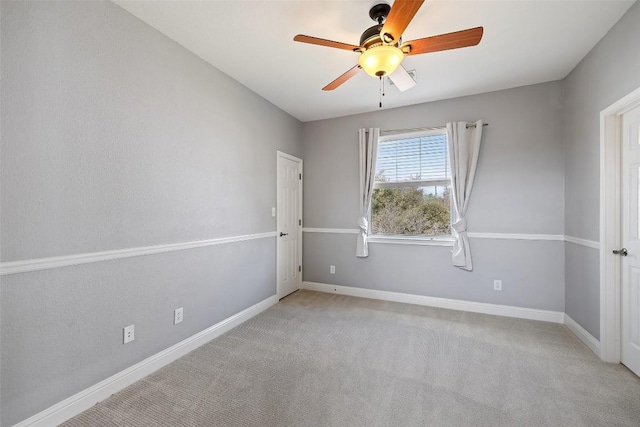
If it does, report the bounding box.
[369,128,454,247]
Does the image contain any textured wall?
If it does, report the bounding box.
[302,82,565,310]
[304,234,565,311]
[564,243,600,338]
[563,2,640,337]
[1,240,276,425]
[0,1,302,425]
[1,1,301,261]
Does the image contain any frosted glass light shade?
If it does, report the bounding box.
[358,45,404,77]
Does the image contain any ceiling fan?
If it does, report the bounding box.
[294,0,483,92]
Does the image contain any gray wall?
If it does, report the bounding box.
[565,243,600,337]
[0,1,302,425]
[302,82,565,311]
[563,1,640,338]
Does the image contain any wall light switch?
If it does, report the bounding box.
[271,207,276,217]
[174,307,183,325]
[330,265,336,274]
[123,325,135,344]
[493,280,503,291]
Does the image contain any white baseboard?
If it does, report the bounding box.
[11,289,603,427]
[302,281,565,324]
[564,314,601,356]
[14,295,278,427]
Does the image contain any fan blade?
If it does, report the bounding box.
[401,27,484,56]
[388,65,416,92]
[322,65,361,91]
[381,0,425,44]
[294,35,360,52]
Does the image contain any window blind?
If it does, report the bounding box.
[375,134,449,183]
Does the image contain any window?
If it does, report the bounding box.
[371,129,452,238]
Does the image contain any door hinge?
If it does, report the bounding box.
[299,173,302,180]
[299,219,302,226]
[299,265,302,272]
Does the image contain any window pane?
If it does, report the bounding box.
[376,134,449,183]
[371,185,451,236]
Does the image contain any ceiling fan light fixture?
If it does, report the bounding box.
[294,1,483,91]
[358,45,404,77]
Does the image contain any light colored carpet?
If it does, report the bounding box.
[63,290,640,426]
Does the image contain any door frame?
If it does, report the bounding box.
[276,150,303,299]
[600,85,640,362]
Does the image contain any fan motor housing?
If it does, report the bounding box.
[359,24,383,49]
[360,24,401,50]
[360,4,399,49]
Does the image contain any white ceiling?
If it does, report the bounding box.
[115,0,634,122]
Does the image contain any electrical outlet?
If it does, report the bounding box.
[493,280,503,291]
[123,325,135,344]
[174,307,183,325]
[271,207,276,217]
[330,265,335,274]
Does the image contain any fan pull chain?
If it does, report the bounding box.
[379,76,386,108]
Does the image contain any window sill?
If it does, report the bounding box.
[368,235,454,247]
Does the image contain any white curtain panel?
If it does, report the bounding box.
[446,120,483,270]
[356,128,380,257]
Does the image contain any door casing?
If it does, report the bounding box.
[276,150,303,299]
[600,85,640,362]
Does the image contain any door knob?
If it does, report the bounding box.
[613,248,628,256]
[279,232,288,237]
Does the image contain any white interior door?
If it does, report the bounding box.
[621,104,640,376]
[277,151,302,299]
